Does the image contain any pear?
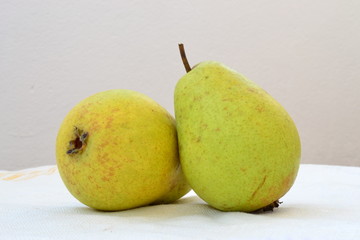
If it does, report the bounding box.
[174,44,301,212]
[56,89,190,211]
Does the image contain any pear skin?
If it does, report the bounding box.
[152,164,190,204]
[174,61,301,212]
[56,89,190,211]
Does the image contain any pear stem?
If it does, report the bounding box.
[178,43,192,73]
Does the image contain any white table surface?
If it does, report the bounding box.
[1,164,359,240]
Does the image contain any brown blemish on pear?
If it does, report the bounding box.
[250,176,267,200]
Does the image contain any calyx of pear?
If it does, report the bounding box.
[175,44,301,212]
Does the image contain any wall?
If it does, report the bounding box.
[1,0,359,170]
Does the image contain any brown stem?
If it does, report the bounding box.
[178,43,192,73]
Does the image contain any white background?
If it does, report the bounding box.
[1,0,359,170]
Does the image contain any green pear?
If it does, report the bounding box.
[56,89,190,211]
[174,44,301,212]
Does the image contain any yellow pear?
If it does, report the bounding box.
[56,89,190,211]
